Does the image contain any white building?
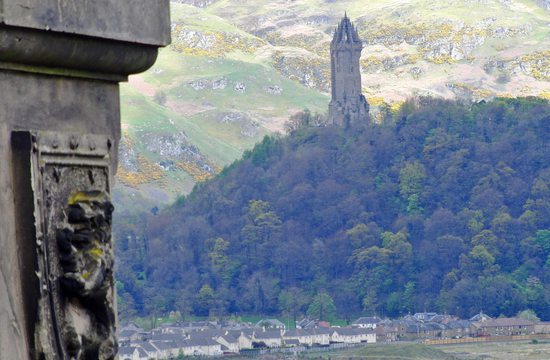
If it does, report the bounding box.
[331,328,376,344]
[253,329,283,348]
[352,317,382,329]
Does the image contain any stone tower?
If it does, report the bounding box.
[328,14,369,127]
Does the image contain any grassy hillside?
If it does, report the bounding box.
[116,3,328,203]
[117,1,550,205]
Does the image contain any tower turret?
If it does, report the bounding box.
[328,14,369,126]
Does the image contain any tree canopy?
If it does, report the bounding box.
[115,97,550,322]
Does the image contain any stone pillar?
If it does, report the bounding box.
[0,1,170,359]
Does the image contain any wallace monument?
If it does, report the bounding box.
[329,15,370,126]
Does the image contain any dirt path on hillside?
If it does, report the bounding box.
[128,75,156,97]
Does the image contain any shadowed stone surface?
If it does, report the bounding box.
[0,0,170,45]
[0,1,170,359]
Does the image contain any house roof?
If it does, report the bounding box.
[353,317,381,325]
[133,341,157,353]
[254,329,282,339]
[375,324,398,334]
[225,328,255,340]
[429,315,453,323]
[151,333,183,342]
[297,318,313,326]
[159,326,186,335]
[470,311,492,322]
[403,323,420,333]
[446,320,472,329]
[293,328,332,336]
[185,337,220,347]
[136,347,148,357]
[256,319,286,328]
[158,322,176,328]
[150,341,172,351]
[413,312,438,321]
[121,322,143,332]
[169,340,188,350]
[241,328,256,337]
[296,318,317,329]
[424,322,446,331]
[283,329,303,337]
[119,329,137,338]
[188,329,224,339]
[225,330,244,339]
[481,318,534,327]
[313,327,332,335]
[332,328,363,336]
[118,346,136,356]
[402,321,445,333]
[354,327,375,334]
[217,335,239,344]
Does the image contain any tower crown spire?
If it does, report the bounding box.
[332,13,361,45]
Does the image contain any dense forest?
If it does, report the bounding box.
[115,97,550,322]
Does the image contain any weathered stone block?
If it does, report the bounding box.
[0,0,170,46]
[0,1,170,359]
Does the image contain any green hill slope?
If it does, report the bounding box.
[117,1,550,205]
[116,3,328,203]
[115,97,550,321]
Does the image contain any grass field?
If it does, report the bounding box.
[436,340,550,360]
[313,343,457,359]
[301,341,550,360]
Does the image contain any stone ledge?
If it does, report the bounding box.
[0,26,160,80]
[0,0,170,46]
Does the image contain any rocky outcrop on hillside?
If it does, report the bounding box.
[171,23,265,57]
[219,112,260,138]
[212,77,228,89]
[358,19,531,64]
[188,77,229,91]
[118,135,139,172]
[234,82,246,93]
[264,85,283,95]
[144,132,218,181]
[185,77,255,94]
[485,50,550,81]
[171,0,218,8]
[362,54,420,73]
[142,132,214,172]
[272,51,330,91]
[176,29,216,51]
[117,130,218,188]
[511,51,550,81]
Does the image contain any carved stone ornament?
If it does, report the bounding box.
[31,131,117,360]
